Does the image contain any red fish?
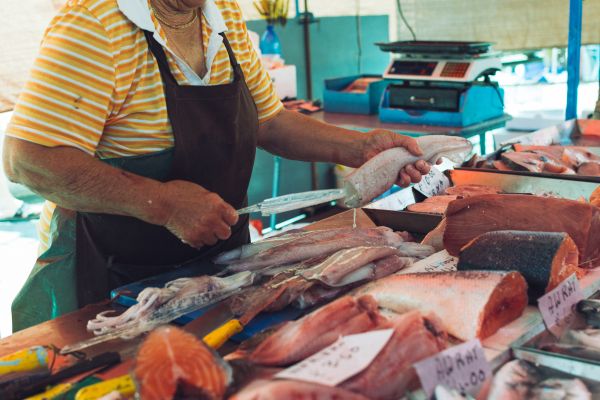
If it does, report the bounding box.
[134,326,231,400]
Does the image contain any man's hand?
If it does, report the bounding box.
[159,180,239,249]
[360,130,432,187]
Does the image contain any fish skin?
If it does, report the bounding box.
[487,360,542,400]
[133,326,231,400]
[565,329,600,351]
[340,310,447,400]
[230,379,370,400]
[531,379,591,400]
[301,246,401,286]
[344,135,472,207]
[443,194,600,268]
[353,271,528,340]
[249,295,381,366]
[223,227,405,273]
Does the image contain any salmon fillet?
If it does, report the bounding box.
[444,184,502,197]
[133,326,230,400]
[407,195,458,215]
[353,271,528,340]
[591,186,600,208]
[458,231,582,301]
[443,194,600,268]
[230,379,370,400]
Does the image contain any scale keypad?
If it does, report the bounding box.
[441,62,470,78]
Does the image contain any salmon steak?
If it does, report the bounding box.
[353,271,528,340]
[458,231,582,301]
[249,295,382,366]
[443,194,600,268]
[133,326,231,400]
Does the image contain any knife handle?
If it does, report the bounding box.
[75,374,136,400]
[203,319,243,349]
[0,346,48,376]
[25,383,72,400]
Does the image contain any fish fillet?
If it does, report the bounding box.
[301,246,400,286]
[591,186,600,207]
[340,311,447,400]
[133,326,231,400]
[458,231,582,301]
[249,295,382,366]
[444,184,502,197]
[213,229,309,263]
[222,227,405,273]
[230,379,370,400]
[578,161,600,176]
[353,271,528,340]
[344,135,472,207]
[407,195,458,215]
[443,194,600,268]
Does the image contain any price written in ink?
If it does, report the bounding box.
[538,274,583,334]
[275,329,394,387]
[414,167,450,198]
[414,339,491,398]
[400,250,458,274]
[366,187,415,211]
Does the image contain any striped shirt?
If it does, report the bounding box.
[6,0,283,253]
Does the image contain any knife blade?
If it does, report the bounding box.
[237,188,346,216]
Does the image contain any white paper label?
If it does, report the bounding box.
[275,329,394,386]
[414,339,491,398]
[365,187,415,211]
[400,250,458,274]
[538,274,584,335]
[413,167,450,198]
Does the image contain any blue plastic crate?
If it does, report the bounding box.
[323,75,390,115]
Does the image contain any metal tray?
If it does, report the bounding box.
[456,167,600,184]
[500,118,600,147]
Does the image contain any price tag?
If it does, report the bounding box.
[413,167,450,198]
[365,187,416,211]
[275,329,394,387]
[537,274,584,336]
[400,250,457,274]
[414,339,491,398]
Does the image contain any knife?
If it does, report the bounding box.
[237,188,346,216]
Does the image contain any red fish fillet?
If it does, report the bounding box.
[341,311,447,400]
[133,326,230,400]
[591,186,600,208]
[458,231,582,301]
[230,379,370,400]
[407,195,459,214]
[353,271,528,340]
[443,194,600,268]
[249,295,382,366]
[444,184,502,197]
[578,161,600,176]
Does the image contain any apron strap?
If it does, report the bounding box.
[220,33,244,80]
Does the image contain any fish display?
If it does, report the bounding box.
[340,311,447,400]
[353,271,528,340]
[443,184,502,197]
[442,194,600,268]
[577,299,600,328]
[219,227,406,274]
[292,284,346,309]
[249,295,382,366]
[565,329,600,351]
[488,360,591,400]
[300,246,401,286]
[458,231,582,300]
[502,151,575,174]
[591,186,600,207]
[343,135,473,207]
[407,195,459,215]
[133,326,231,400]
[230,379,370,400]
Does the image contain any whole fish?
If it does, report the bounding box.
[344,135,472,207]
[531,379,591,400]
[353,271,528,341]
[565,329,600,351]
[487,360,542,400]
[222,227,405,274]
[249,295,382,366]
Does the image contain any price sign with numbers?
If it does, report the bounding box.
[414,339,491,398]
[538,274,584,336]
[413,167,450,198]
[365,187,416,211]
[400,250,457,274]
[275,329,394,386]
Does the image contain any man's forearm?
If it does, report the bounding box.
[257,110,369,168]
[3,137,168,225]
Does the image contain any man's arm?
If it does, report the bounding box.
[2,137,237,248]
[257,110,430,186]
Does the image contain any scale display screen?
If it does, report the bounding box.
[388,61,438,76]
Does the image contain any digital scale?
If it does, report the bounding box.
[376,41,505,127]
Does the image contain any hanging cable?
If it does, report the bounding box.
[396,0,416,41]
[355,0,362,74]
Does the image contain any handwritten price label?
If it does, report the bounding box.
[275,329,394,386]
[414,340,491,398]
[538,274,583,336]
[365,187,416,211]
[400,250,457,274]
[413,167,450,198]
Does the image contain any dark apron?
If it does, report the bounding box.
[11,30,258,331]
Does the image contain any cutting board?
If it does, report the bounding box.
[111,209,375,342]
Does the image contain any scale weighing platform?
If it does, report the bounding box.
[376,41,506,128]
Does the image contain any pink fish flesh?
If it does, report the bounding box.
[230,379,370,400]
[344,135,472,207]
[249,295,382,366]
[222,227,405,273]
[301,246,400,286]
[213,230,309,263]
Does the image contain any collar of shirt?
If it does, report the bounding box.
[117,0,228,85]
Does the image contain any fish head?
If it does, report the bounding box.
[417,136,474,164]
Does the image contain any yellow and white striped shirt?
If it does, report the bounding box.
[6,0,283,253]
